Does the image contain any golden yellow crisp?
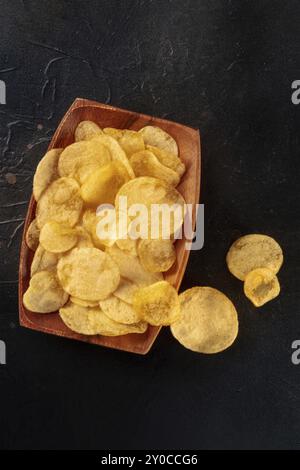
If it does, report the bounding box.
[138,239,176,273]
[33,148,62,201]
[244,268,280,307]
[146,145,185,178]
[81,161,130,206]
[104,128,145,157]
[106,244,162,286]
[82,208,116,249]
[171,287,239,354]
[23,270,68,313]
[139,125,178,156]
[40,221,78,253]
[57,247,120,301]
[75,120,103,141]
[133,281,180,326]
[100,295,141,324]
[130,150,180,186]
[70,297,99,308]
[116,238,138,256]
[74,226,94,248]
[226,234,283,281]
[92,134,135,179]
[59,301,147,336]
[113,278,139,305]
[36,177,82,229]
[25,218,40,251]
[82,209,105,249]
[30,244,59,277]
[115,176,186,238]
[58,140,111,184]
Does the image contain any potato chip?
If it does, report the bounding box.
[40,221,78,253]
[115,176,185,237]
[244,268,280,307]
[75,226,94,248]
[82,209,115,249]
[30,244,59,277]
[113,278,139,304]
[33,148,62,201]
[58,140,111,184]
[59,301,147,335]
[92,134,135,179]
[106,244,162,286]
[57,247,120,301]
[25,218,40,251]
[116,238,138,256]
[130,150,180,186]
[23,270,68,313]
[133,281,180,326]
[100,295,141,324]
[139,126,178,157]
[82,209,103,249]
[70,297,99,308]
[226,234,283,281]
[36,177,82,229]
[81,161,130,206]
[171,287,239,354]
[103,127,121,137]
[138,239,176,273]
[75,120,103,141]
[146,145,185,178]
[104,128,145,157]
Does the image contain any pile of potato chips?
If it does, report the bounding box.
[24,119,284,355]
[24,121,190,338]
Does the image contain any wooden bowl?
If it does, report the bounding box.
[19,98,201,354]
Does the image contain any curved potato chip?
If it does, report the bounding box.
[30,244,59,277]
[146,145,185,178]
[138,239,176,273]
[139,126,178,157]
[58,140,111,184]
[133,281,180,326]
[25,218,40,251]
[59,301,147,335]
[113,278,139,304]
[100,295,141,324]
[226,234,283,281]
[104,128,145,157]
[36,177,82,229]
[75,120,103,141]
[92,134,135,179]
[82,209,104,249]
[116,238,138,256]
[57,247,120,301]
[23,270,68,313]
[115,176,185,237]
[75,226,94,248]
[82,209,115,249]
[33,148,62,201]
[40,221,78,253]
[171,287,239,354]
[130,150,180,186]
[70,297,99,308]
[81,161,130,206]
[244,268,280,307]
[106,244,162,286]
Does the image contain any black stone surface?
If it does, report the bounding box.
[0,0,299,450]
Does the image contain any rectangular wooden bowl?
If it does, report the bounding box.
[19,98,201,354]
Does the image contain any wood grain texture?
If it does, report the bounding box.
[18,98,201,354]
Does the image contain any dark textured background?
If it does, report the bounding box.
[0,0,299,450]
